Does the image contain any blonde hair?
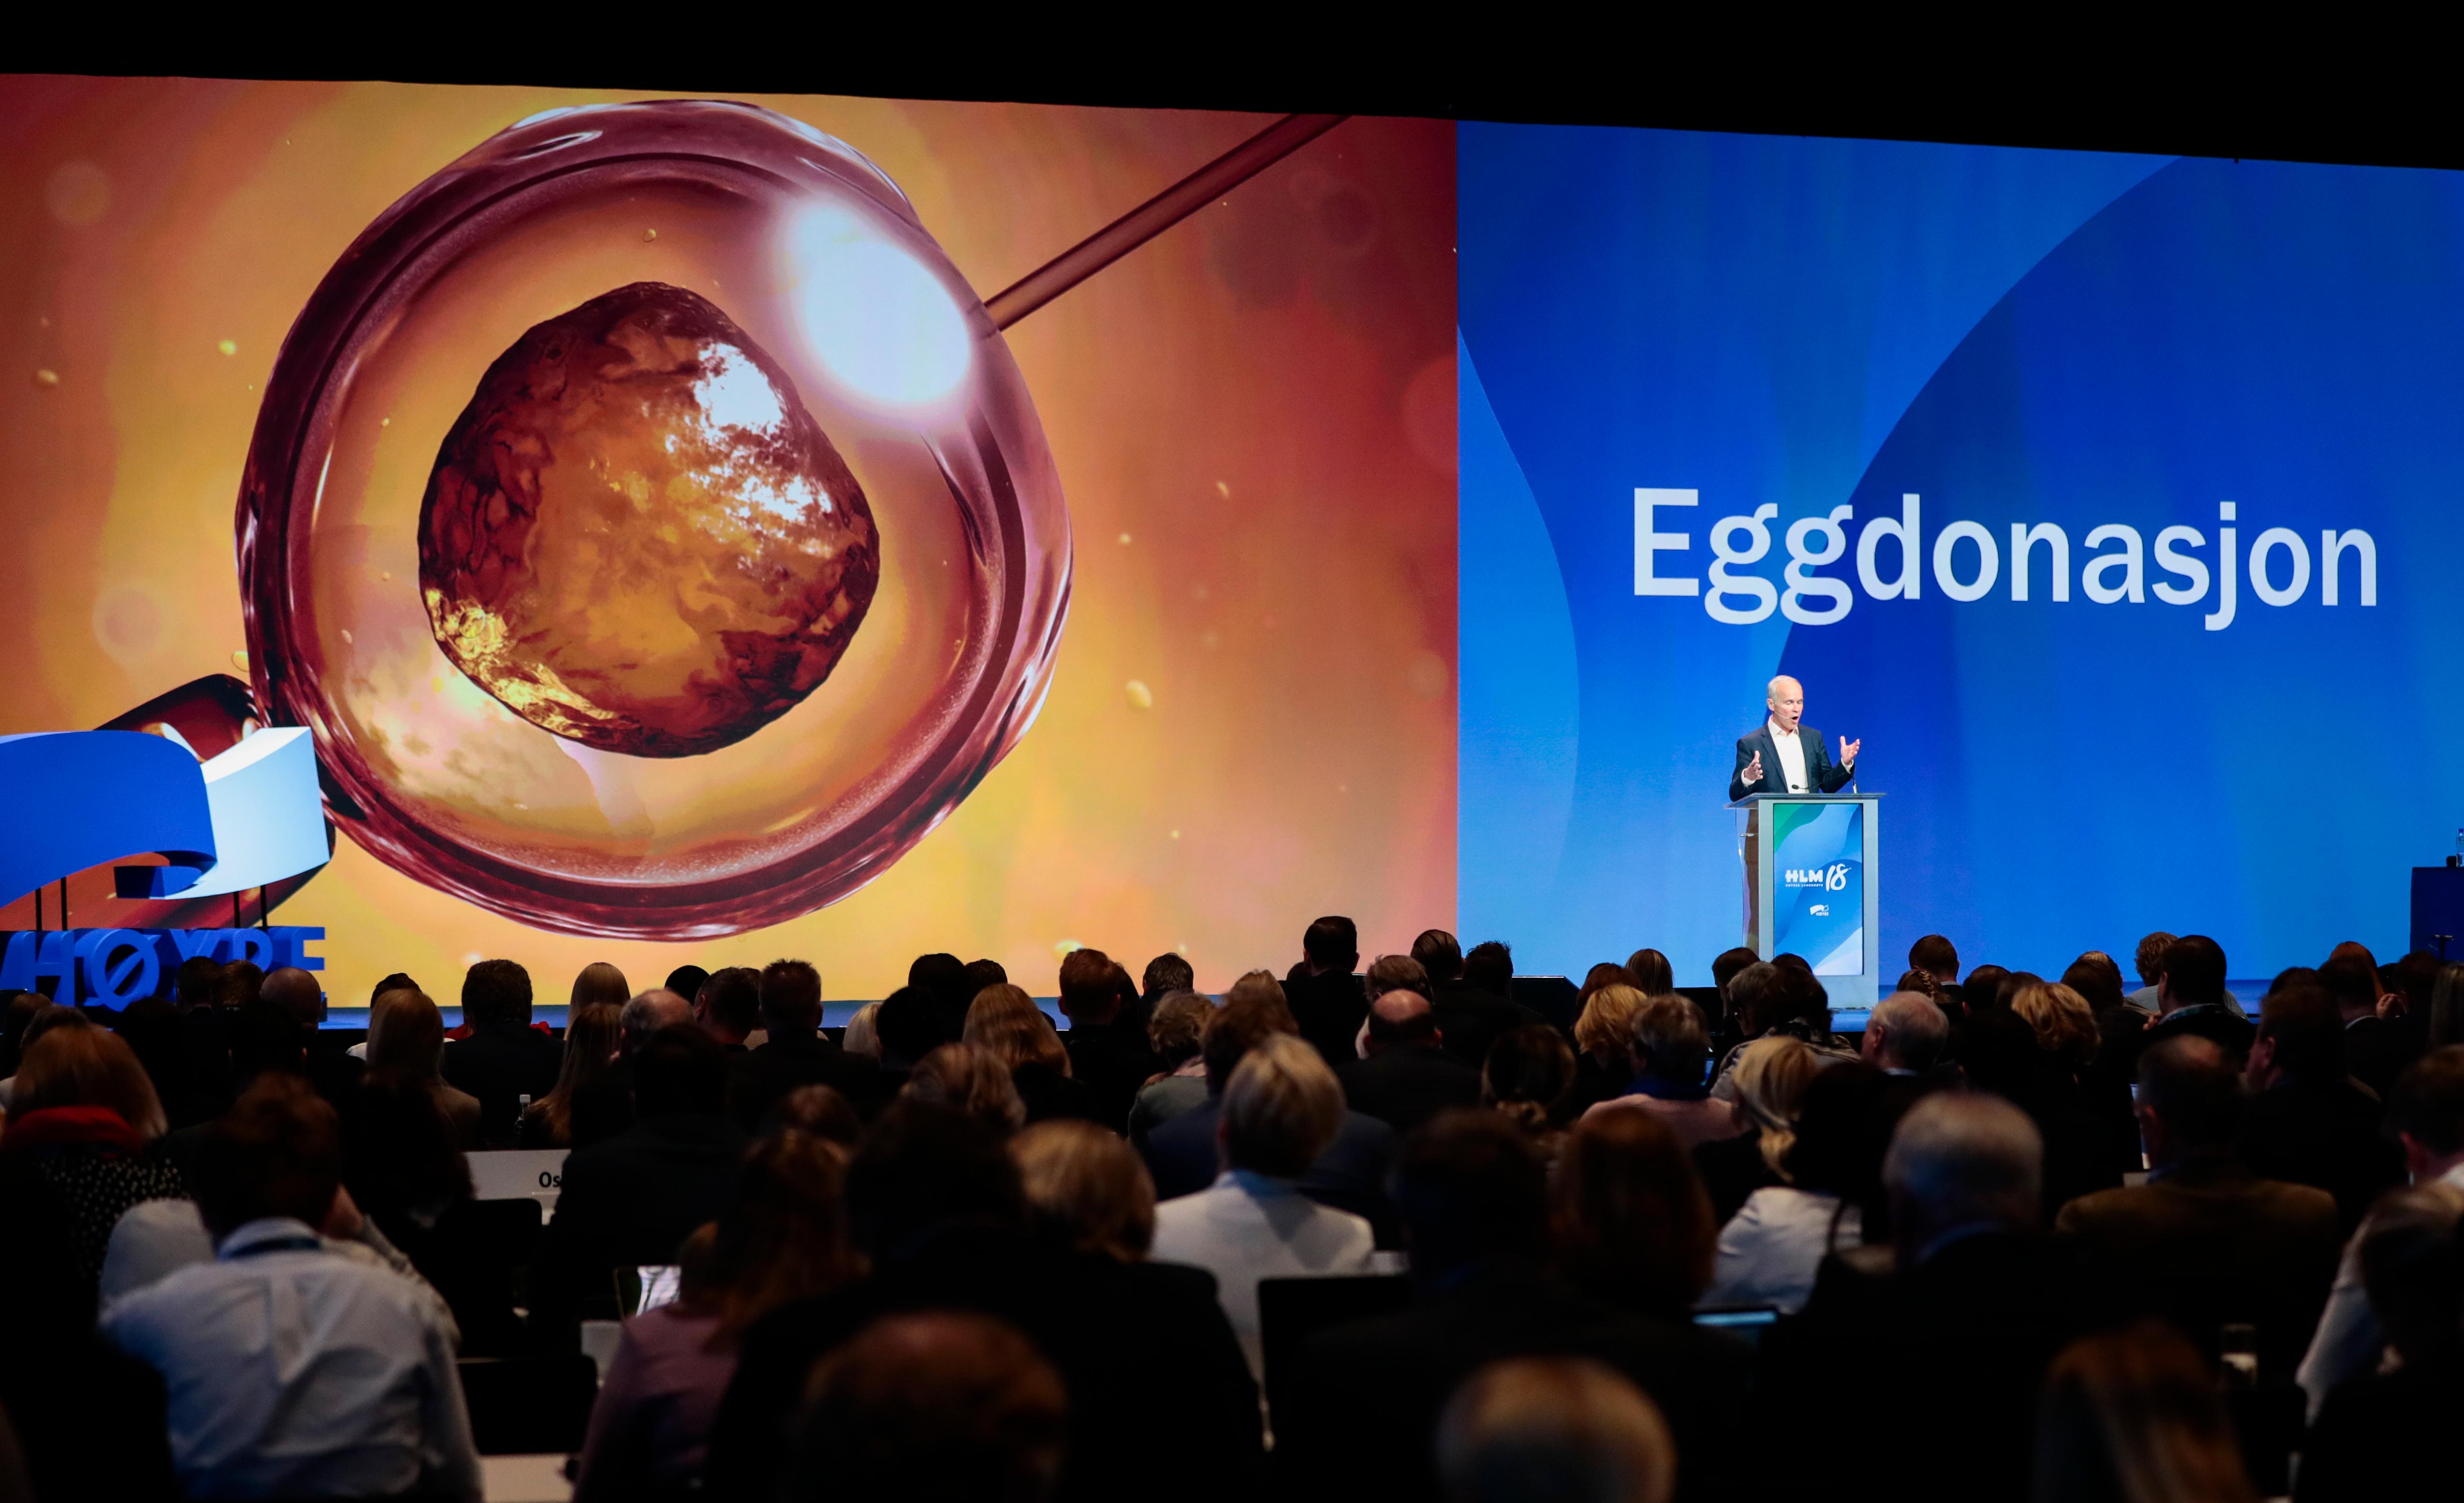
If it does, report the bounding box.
[367,988,446,1080]
[842,1001,884,1059]
[903,1043,1027,1132]
[1438,1357,1676,1503]
[570,961,631,1009]
[528,1000,622,1144]
[1221,1032,1344,1177]
[964,985,1071,1075]
[2011,981,2099,1067]
[14,1023,167,1139]
[1014,1119,1157,1261]
[1731,1036,1821,1176]
[1574,984,1647,1057]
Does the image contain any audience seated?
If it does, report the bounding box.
[2141,935,2256,1060]
[909,952,976,1047]
[2298,1045,2464,1415]
[789,1312,1070,1503]
[1127,991,1214,1148]
[2428,961,2464,1048]
[2241,983,2403,1232]
[1142,974,1397,1236]
[2056,1036,2340,1382]
[872,985,940,1069]
[1339,974,1482,1134]
[841,1000,884,1058]
[1419,929,1527,1071]
[440,959,563,1148]
[367,988,483,1149]
[1436,1357,1675,1503]
[571,988,695,1148]
[1860,989,1949,1082]
[2295,1182,2464,1501]
[1278,1110,1746,1503]
[689,965,759,1051]
[658,964,706,1008]
[1706,1061,1896,1313]
[1568,982,1644,1115]
[730,960,887,1128]
[1582,993,1735,1150]
[1711,964,1855,1102]
[261,966,362,1110]
[1690,1035,1819,1225]
[102,1075,480,1501]
[1152,1033,1377,1380]
[2005,980,2131,1215]
[1552,1110,1715,1321]
[904,1043,1030,1133]
[1057,948,1160,1131]
[1284,916,1368,1071]
[1480,1023,1578,1165]
[0,1021,184,1312]
[1015,1119,1157,1262]
[1624,948,1674,996]
[968,984,1101,1124]
[573,1130,859,1500]
[763,1082,863,1147]
[2319,944,2410,1098]
[1909,932,1961,993]
[338,1066,497,1342]
[572,961,632,1011]
[519,999,622,1148]
[2032,1322,2257,1503]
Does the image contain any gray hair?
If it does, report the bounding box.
[1726,961,1779,1018]
[619,987,692,1047]
[1884,1092,2042,1235]
[1867,993,1948,1072]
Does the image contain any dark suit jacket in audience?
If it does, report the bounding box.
[726,1032,890,1129]
[2296,1354,2463,1502]
[1283,967,1369,1073]
[1336,1043,1481,1136]
[1277,1257,1747,1503]
[440,1023,564,1148]
[534,1112,746,1336]
[1014,1062,1103,1125]
[1144,1094,1397,1242]
[566,1058,634,1151]
[2240,1075,2403,1234]
[1427,981,1525,1073]
[1063,1020,1158,1133]
[706,1223,1261,1503]
[2055,1155,2340,1382]
[2141,1003,2257,1062]
[1692,1130,1779,1227]
[2339,1014,2413,1100]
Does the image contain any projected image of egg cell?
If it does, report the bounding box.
[237,101,1071,939]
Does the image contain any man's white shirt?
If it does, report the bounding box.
[1768,719,1811,792]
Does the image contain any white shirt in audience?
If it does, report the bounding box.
[99,1197,215,1310]
[2298,1157,2464,1418]
[100,1216,483,1502]
[1150,1168,1376,1383]
[1704,1185,1862,1314]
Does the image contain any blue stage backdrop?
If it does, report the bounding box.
[1459,124,2461,982]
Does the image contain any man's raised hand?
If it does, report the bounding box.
[1840,737,1861,768]
[1742,750,1763,785]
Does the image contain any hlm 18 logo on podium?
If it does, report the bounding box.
[1784,864,1851,891]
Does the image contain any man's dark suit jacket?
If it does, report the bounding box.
[1428,980,1532,1073]
[440,1023,564,1148]
[1336,1044,1481,1136]
[1282,966,1369,1073]
[2340,1014,2414,1099]
[705,1222,1261,1503]
[1062,1020,1160,1133]
[2142,1002,2258,1062]
[1277,1258,1747,1503]
[1728,722,1856,801]
[534,1111,747,1334]
[2240,1075,2404,1234]
[2298,1353,2463,1502]
[2055,1155,2340,1382]
[725,1031,890,1130]
[1144,1094,1396,1240]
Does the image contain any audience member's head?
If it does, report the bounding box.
[1773,953,1813,976]
[764,1083,862,1148]
[1219,1033,1343,1178]
[1013,1119,1156,1262]
[1482,1025,1576,1141]
[620,988,696,1053]
[910,952,972,1041]
[1724,961,1778,1033]
[1414,930,1466,983]
[197,1073,343,1241]
[2010,981,2098,1069]
[11,1021,167,1138]
[1140,952,1192,1000]
[1862,992,1947,1073]
[2134,1036,2242,1168]
[2060,953,2128,1014]
[1628,994,1709,1087]
[1572,984,1646,1063]
[842,1002,884,1060]
[2316,949,2380,1024]
[1366,954,1432,1002]
[1894,969,1943,1004]
[2249,983,2344,1089]
[2388,1046,2464,1178]
[1462,941,1514,997]
[965,985,1071,1075]
[634,1023,731,1119]
[1393,1109,1549,1281]
[366,988,446,1081]
[904,1043,1028,1133]
[1908,934,1960,985]
[1710,947,1760,1002]
[175,956,225,1010]
[1731,1036,1821,1177]
[663,964,710,1005]
[684,1129,860,1341]
[1364,988,1440,1055]
[2032,1322,2256,1503]
[2427,963,2464,1050]
[1437,1357,1674,1503]
[1996,969,2044,1009]
[220,960,266,1010]
[758,959,823,1036]
[1301,916,1360,976]
[340,1068,469,1222]
[847,1100,1027,1256]
[461,958,532,1029]
[791,1312,1067,1503]
[1552,1109,1714,1321]
[1146,991,1212,1071]
[2155,936,2227,1013]
[259,967,325,1031]
[2133,933,2177,989]
[1056,948,1120,1026]
[570,962,631,1009]
[1200,975,1299,1092]
[1962,964,2012,1011]
[697,966,763,1044]
[2357,1183,2464,1367]
[1579,963,1636,1003]
[1884,1091,2044,1257]
[1623,949,1674,997]
[1785,1062,1904,1228]
[961,958,1010,998]
[875,987,940,1068]
[1748,965,1830,1037]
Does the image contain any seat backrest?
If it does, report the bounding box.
[1258,1273,1412,1433]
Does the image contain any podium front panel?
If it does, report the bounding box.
[1736,794,1882,1009]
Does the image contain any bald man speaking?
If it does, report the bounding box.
[1729,676,1861,801]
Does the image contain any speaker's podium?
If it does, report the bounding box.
[1727,793,1884,1010]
